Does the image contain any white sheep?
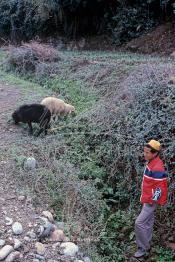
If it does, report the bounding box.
[41,97,75,118]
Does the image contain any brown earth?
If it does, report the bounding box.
[121,22,175,56]
[0,83,55,261]
[61,22,175,56]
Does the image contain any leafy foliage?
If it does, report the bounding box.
[0,0,174,43]
[98,210,135,261]
[152,247,174,262]
[107,5,156,46]
[0,0,42,42]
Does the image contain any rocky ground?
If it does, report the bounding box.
[0,84,92,262]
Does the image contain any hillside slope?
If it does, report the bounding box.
[0,48,175,261]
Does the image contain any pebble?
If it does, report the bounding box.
[5,217,13,226]
[24,236,31,242]
[0,245,14,260]
[50,229,65,242]
[35,242,45,255]
[28,223,33,228]
[60,242,79,256]
[33,260,40,262]
[14,239,22,250]
[24,157,36,170]
[39,223,54,239]
[35,254,45,260]
[0,240,5,247]
[40,217,50,227]
[5,251,20,262]
[170,51,175,57]
[42,211,54,222]
[83,257,93,262]
[12,222,23,235]
[18,196,26,201]
[27,230,37,239]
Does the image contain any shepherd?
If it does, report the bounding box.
[134,139,168,259]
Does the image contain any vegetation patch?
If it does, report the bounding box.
[1,48,175,261]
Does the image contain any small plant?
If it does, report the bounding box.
[152,247,174,262]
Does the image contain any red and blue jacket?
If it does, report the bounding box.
[140,156,168,205]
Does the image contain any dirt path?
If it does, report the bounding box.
[0,83,86,262]
[0,83,50,261]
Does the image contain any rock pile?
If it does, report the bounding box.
[0,210,93,262]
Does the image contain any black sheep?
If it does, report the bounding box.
[12,104,51,136]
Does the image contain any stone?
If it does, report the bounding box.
[0,245,14,260]
[35,242,45,256]
[5,251,20,262]
[50,229,65,242]
[60,242,78,256]
[33,260,40,262]
[24,157,37,170]
[5,217,13,226]
[28,223,33,228]
[83,257,93,262]
[38,223,55,239]
[35,254,45,260]
[0,240,5,247]
[77,251,84,258]
[42,211,54,222]
[24,236,31,242]
[18,196,25,201]
[27,230,37,239]
[40,217,50,226]
[168,76,175,85]
[168,236,174,242]
[12,222,23,235]
[14,239,22,250]
[170,51,175,58]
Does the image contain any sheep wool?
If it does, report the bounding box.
[41,97,75,116]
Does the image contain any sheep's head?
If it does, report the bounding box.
[65,104,75,115]
[12,110,20,124]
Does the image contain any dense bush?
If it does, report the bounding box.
[107,5,156,46]
[5,42,61,73]
[0,0,174,44]
[0,0,42,42]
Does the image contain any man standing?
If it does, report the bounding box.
[134,139,168,259]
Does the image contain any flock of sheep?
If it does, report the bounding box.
[12,97,75,136]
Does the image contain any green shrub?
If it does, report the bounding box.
[152,247,174,262]
[98,210,135,261]
[107,5,156,45]
[0,0,174,43]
